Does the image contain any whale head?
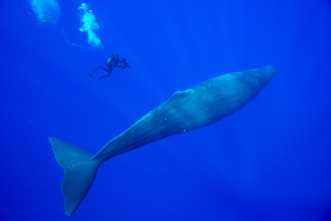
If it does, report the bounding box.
[245,65,275,89]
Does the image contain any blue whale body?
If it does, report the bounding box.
[49,65,275,215]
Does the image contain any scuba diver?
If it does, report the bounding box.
[89,53,131,80]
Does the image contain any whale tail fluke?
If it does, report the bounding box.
[49,137,101,216]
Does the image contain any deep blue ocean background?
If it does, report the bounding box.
[1,0,331,220]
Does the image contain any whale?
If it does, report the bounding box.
[49,65,275,215]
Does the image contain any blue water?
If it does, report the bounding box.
[1,0,331,220]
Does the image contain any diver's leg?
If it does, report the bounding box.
[95,67,113,80]
[88,66,102,79]
[100,67,109,72]
[96,70,112,80]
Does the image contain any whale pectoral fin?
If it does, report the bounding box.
[49,137,101,216]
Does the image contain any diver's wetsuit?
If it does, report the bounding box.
[89,53,131,80]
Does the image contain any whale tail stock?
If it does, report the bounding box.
[49,137,101,216]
